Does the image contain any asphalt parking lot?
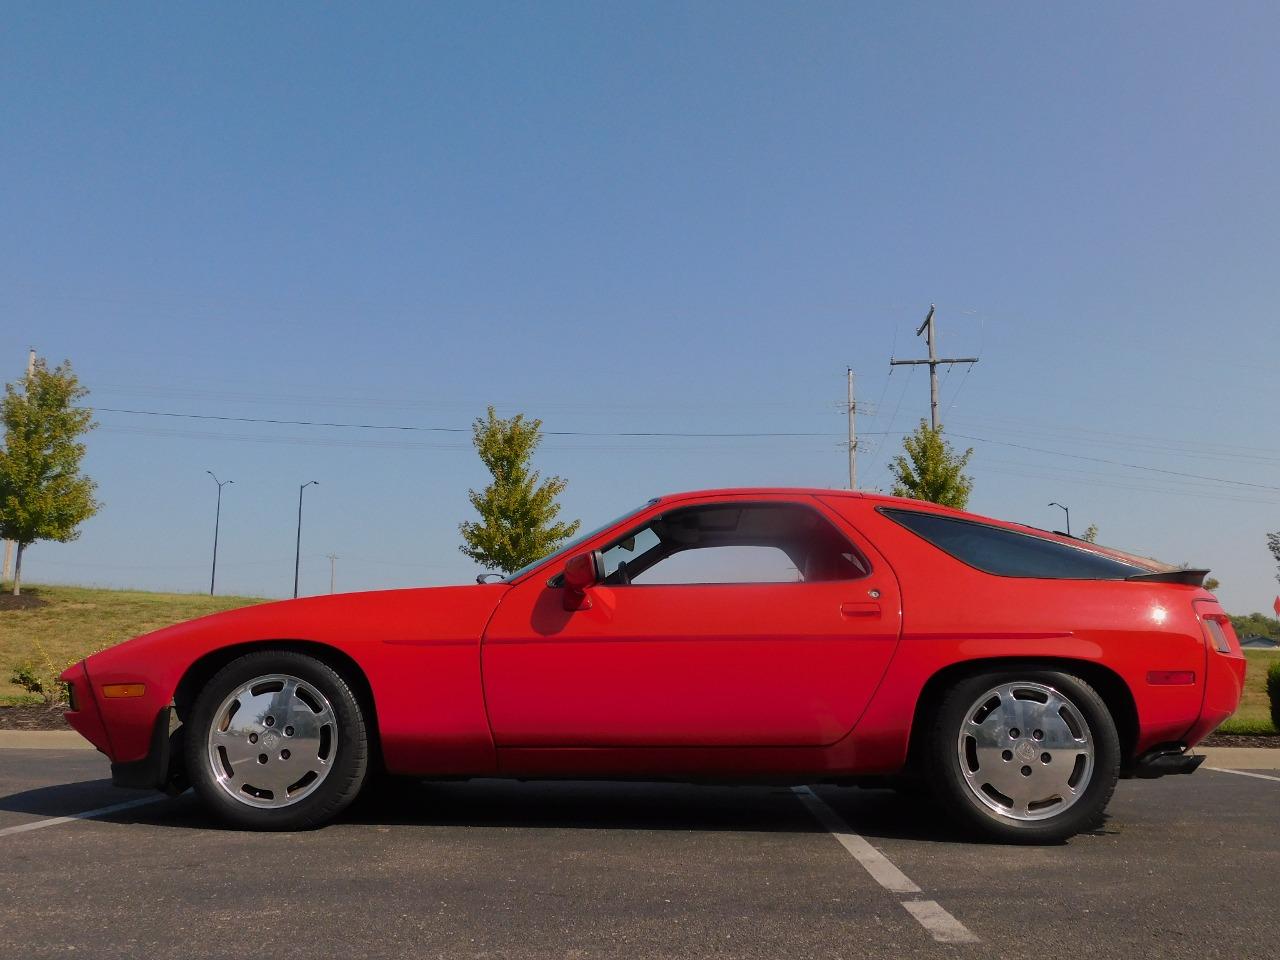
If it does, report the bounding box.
[1,746,1277,960]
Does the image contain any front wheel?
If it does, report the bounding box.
[185,650,369,830]
[925,669,1120,843]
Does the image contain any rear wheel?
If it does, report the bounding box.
[925,669,1119,843]
[185,650,369,830]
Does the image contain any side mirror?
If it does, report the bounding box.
[562,551,604,610]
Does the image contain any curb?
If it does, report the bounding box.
[0,730,96,750]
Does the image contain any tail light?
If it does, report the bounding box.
[1194,601,1239,655]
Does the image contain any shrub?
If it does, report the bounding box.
[1269,661,1280,733]
[7,640,70,705]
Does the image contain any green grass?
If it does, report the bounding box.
[1214,649,1280,735]
[3,585,1278,735]
[1,584,263,703]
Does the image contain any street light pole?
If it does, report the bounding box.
[206,471,233,595]
[294,480,319,599]
[1048,501,1071,537]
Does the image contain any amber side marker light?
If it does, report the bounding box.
[101,683,146,699]
[1146,671,1196,686]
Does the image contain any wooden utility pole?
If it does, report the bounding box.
[846,368,857,489]
[889,305,978,430]
[1,349,35,583]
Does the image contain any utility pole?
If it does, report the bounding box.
[293,480,318,599]
[889,305,978,430]
[2,349,36,583]
[846,368,857,489]
[327,553,338,594]
[206,471,233,595]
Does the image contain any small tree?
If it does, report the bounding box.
[1081,524,1099,544]
[889,419,974,509]
[459,406,580,574]
[1267,532,1280,584]
[0,358,100,594]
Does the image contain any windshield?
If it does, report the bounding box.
[502,499,659,583]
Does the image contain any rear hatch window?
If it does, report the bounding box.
[880,508,1161,580]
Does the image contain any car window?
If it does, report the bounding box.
[597,501,869,586]
[600,526,662,581]
[881,508,1147,580]
[631,545,801,584]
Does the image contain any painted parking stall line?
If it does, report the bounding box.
[792,786,979,944]
[0,796,166,839]
[1206,767,1280,783]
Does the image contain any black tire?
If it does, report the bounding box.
[185,650,369,830]
[924,667,1120,844]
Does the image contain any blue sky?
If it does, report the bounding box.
[3,3,1278,612]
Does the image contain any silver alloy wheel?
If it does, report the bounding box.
[205,673,337,809]
[956,681,1094,822]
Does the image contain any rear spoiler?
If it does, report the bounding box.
[1125,568,1210,586]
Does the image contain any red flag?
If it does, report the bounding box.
[1274,596,1280,617]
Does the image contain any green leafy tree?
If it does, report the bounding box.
[1203,576,1220,592]
[0,358,100,595]
[1081,524,1099,544]
[459,406,580,574]
[1267,532,1280,584]
[889,419,974,509]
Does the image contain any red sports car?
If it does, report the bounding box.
[61,488,1245,841]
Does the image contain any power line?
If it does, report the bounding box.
[952,432,1280,492]
[89,406,836,438]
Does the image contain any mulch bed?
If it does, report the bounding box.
[0,589,48,611]
[2,700,1276,746]
[0,703,69,730]
[1199,733,1279,748]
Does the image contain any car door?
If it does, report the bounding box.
[481,496,903,748]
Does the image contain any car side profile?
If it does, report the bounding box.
[62,488,1246,842]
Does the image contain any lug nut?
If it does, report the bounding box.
[1033,729,1044,740]
[280,749,291,760]
[284,726,294,737]
[1010,728,1021,739]
[1020,766,1032,777]
[265,716,275,727]
[1002,750,1013,761]
[249,733,258,744]
[1041,753,1052,764]
[257,754,268,764]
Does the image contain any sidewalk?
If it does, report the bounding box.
[1,730,1277,769]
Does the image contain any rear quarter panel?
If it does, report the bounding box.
[821,498,1209,771]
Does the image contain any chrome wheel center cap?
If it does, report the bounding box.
[1014,740,1038,763]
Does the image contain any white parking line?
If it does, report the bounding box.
[0,796,166,839]
[1206,767,1280,783]
[792,785,979,944]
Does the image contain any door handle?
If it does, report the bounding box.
[840,601,882,618]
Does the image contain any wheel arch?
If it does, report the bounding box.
[905,656,1139,771]
[172,639,383,773]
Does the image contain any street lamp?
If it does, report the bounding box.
[206,471,233,596]
[1048,501,1071,537]
[294,480,319,598]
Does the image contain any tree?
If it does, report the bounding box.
[0,358,100,595]
[1081,524,1099,544]
[889,419,974,509]
[1203,577,1220,592]
[459,406,580,573]
[1268,532,1280,584]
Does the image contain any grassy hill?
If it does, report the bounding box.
[1,584,263,703]
[1,584,1276,734]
